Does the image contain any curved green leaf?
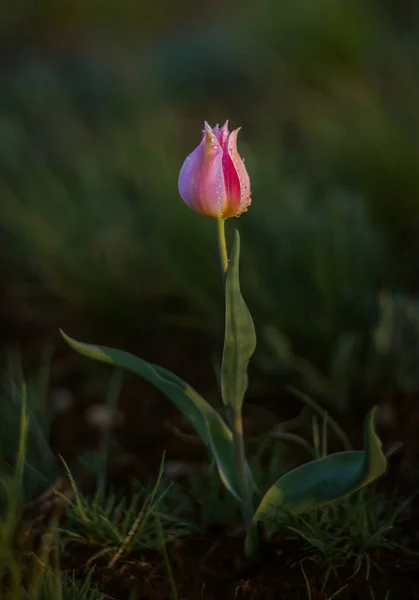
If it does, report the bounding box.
[60,330,252,500]
[221,229,256,410]
[245,407,386,556]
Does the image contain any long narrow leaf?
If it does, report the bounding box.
[221,230,256,410]
[60,330,250,500]
[245,407,386,556]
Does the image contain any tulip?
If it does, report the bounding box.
[178,121,251,219]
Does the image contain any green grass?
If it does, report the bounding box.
[35,572,105,600]
[0,355,186,596]
[288,487,413,589]
[59,454,196,564]
[0,397,104,600]
[0,351,413,599]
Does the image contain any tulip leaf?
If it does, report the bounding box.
[245,407,386,556]
[221,229,257,410]
[60,330,252,501]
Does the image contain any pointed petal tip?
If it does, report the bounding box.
[203,121,213,136]
[229,127,242,140]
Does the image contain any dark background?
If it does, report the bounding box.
[2,0,419,466]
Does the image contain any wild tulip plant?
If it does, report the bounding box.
[61,121,387,557]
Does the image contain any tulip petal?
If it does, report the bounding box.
[217,122,241,218]
[178,123,226,218]
[212,123,221,139]
[227,128,252,217]
[218,120,229,144]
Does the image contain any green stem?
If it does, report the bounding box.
[216,218,228,276]
[232,407,254,530]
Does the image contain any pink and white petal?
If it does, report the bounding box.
[178,125,226,218]
[218,120,230,147]
[211,121,239,218]
[227,128,252,216]
[212,123,220,138]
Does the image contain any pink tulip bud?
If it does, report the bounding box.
[178,121,251,219]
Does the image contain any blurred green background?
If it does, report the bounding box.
[2,0,419,419]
